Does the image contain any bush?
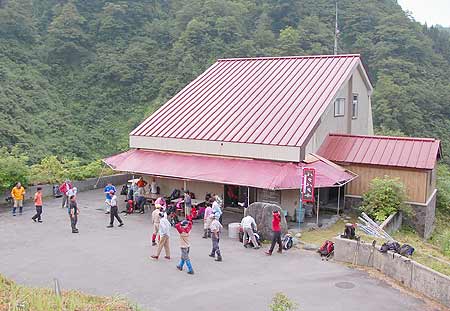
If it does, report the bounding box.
[360,176,407,222]
[269,293,298,311]
[0,148,29,192]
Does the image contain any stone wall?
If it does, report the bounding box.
[380,211,403,235]
[334,236,450,308]
[0,173,132,205]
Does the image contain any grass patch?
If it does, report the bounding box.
[299,215,358,246]
[0,274,140,311]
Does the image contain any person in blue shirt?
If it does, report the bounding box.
[104,183,116,214]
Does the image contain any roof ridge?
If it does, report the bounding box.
[328,133,438,142]
[217,54,361,62]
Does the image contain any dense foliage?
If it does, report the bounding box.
[360,177,407,222]
[1,0,450,165]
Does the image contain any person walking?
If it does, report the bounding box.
[209,213,223,262]
[211,197,223,224]
[104,182,116,214]
[11,182,25,216]
[106,190,124,228]
[241,215,260,249]
[69,195,79,233]
[151,204,162,246]
[59,179,73,209]
[266,210,282,256]
[175,219,194,275]
[202,204,213,238]
[32,187,43,223]
[151,212,171,260]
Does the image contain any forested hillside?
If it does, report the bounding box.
[1,0,450,164]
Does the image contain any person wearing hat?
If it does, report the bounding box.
[11,182,25,216]
[106,189,124,228]
[266,210,282,256]
[175,219,194,274]
[151,211,171,260]
[209,213,223,262]
[151,204,162,246]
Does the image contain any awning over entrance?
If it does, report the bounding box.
[104,149,356,190]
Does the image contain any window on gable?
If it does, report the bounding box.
[334,98,345,117]
[352,94,358,119]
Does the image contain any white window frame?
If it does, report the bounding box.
[334,98,345,117]
[352,93,358,119]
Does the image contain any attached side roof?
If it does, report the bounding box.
[131,54,371,148]
[317,133,441,170]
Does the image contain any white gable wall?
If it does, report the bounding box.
[305,66,373,154]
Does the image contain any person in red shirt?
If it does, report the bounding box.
[266,210,282,256]
[32,187,43,223]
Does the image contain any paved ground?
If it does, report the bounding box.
[0,188,434,311]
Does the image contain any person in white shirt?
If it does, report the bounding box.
[150,178,158,195]
[151,212,171,260]
[209,213,223,262]
[241,215,260,249]
[106,190,124,228]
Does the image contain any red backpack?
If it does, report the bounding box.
[318,240,334,256]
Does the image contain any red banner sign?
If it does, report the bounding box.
[302,168,316,203]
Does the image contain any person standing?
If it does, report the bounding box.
[211,197,223,224]
[151,204,162,246]
[11,182,25,216]
[151,212,171,260]
[175,219,194,275]
[59,179,73,209]
[184,191,192,217]
[202,204,213,238]
[209,213,223,262]
[150,178,158,195]
[69,195,79,233]
[104,182,116,214]
[106,190,124,228]
[137,177,147,190]
[32,187,43,223]
[266,210,282,256]
[241,215,260,249]
[135,186,146,214]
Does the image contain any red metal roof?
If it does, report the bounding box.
[104,149,356,189]
[317,134,441,170]
[131,54,366,147]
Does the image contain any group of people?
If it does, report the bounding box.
[10,177,285,276]
[147,194,225,275]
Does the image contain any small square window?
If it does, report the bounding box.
[334,98,345,117]
[352,94,358,119]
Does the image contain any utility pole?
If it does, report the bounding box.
[334,0,339,55]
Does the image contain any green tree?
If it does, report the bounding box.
[360,177,407,222]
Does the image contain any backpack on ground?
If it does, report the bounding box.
[380,241,401,253]
[282,234,293,250]
[398,244,415,257]
[318,240,334,257]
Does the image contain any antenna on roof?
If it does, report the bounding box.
[334,0,339,55]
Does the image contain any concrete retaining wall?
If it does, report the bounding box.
[0,173,132,205]
[333,236,450,307]
[380,211,403,235]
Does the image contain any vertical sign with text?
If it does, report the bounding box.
[302,168,316,203]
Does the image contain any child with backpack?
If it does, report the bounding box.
[175,219,194,275]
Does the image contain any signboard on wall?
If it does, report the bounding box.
[302,168,316,203]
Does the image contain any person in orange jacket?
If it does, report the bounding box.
[11,182,25,216]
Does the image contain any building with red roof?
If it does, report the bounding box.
[105,54,440,236]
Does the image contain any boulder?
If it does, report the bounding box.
[246,202,288,241]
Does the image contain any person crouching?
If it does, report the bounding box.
[151,211,171,260]
[209,213,223,262]
[175,219,194,275]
